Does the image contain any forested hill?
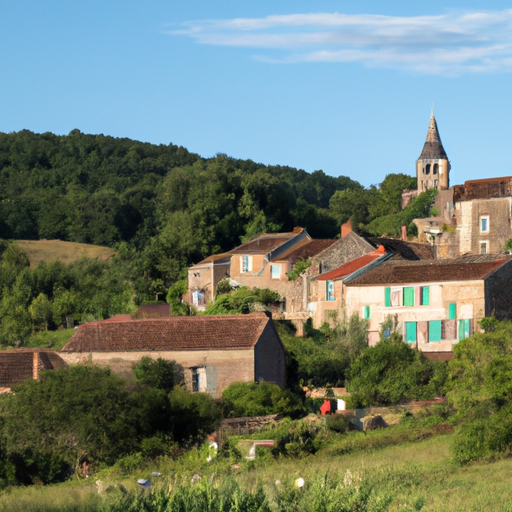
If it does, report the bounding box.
[0,129,431,304]
[0,129,358,248]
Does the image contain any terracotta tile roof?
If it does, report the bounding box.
[132,304,170,319]
[192,252,233,266]
[277,239,337,261]
[367,237,434,260]
[62,313,272,353]
[317,247,386,281]
[347,255,510,286]
[0,350,65,387]
[231,228,305,255]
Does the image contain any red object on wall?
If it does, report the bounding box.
[320,400,331,415]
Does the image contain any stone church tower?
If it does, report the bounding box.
[416,114,450,194]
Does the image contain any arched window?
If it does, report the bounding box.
[433,163,438,175]
[425,164,431,175]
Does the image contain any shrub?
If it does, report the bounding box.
[326,414,349,434]
[221,381,304,418]
[272,420,322,457]
[132,356,184,392]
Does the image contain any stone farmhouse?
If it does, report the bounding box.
[343,254,512,351]
[60,313,285,398]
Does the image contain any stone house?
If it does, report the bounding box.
[343,254,512,352]
[60,313,285,398]
[415,176,512,258]
[0,349,65,392]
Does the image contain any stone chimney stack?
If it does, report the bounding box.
[341,220,352,238]
[32,352,39,380]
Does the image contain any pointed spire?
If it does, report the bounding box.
[418,113,448,160]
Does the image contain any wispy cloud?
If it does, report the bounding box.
[168,10,512,75]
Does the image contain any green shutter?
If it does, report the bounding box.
[385,287,391,307]
[363,306,370,319]
[405,322,417,343]
[429,320,442,342]
[448,303,456,320]
[422,286,430,306]
[458,319,470,341]
[404,287,415,306]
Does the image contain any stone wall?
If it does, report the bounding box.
[485,260,512,319]
[60,348,255,399]
[254,322,286,388]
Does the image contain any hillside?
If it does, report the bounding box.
[16,239,115,268]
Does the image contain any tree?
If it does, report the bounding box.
[132,357,184,392]
[346,333,447,407]
[447,319,512,464]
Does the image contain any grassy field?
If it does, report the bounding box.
[1,420,512,511]
[15,240,115,268]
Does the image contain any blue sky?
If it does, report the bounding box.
[1,1,512,187]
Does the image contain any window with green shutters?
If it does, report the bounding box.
[421,286,430,305]
[385,287,391,307]
[448,303,456,320]
[405,322,417,343]
[326,280,334,301]
[429,320,442,342]
[403,287,415,306]
[458,319,471,341]
[362,306,370,319]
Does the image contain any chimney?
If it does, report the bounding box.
[401,225,408,241]
[32,352,39,380]
[341,220,352,238]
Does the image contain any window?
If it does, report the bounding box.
[362,306,370,319]
[480,216,489,233]
[448,303,456,320]
[433,163,438,175]
[191,368,200,392]
[405,322,417,343]
[420,286,430,306]
[390,287,403,307]
[429,320,442,342]
[458,319,471,341]
[385,287,391,307]
[270,265,281,279]
[403,287,415,306]
[240,255,253,273]
[326,280,335,301]
[425,163,431,175]
[480,241,488,254]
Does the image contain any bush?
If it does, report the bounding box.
[272,420,322,457]
[326,414,349,434]
[221,381,304,418]
[132,356,184,392]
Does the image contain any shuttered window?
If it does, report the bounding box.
[326,280,335,301]
[405,322,417,343]
[421,286,430,305]
[385,287,391,307]
[363,306,370,319]
[448,303,456,319]
[441,319,457,340]
[403,287,415,306]
[458,319,471,341]
[429,320,442,342]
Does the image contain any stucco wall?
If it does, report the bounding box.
[60,349,255,399]
[345,280,485,352]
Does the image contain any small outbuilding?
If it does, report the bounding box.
[60,313,286,398]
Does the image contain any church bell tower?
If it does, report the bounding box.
[417,113,450,194]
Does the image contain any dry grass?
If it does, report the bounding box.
[15,240,116,268]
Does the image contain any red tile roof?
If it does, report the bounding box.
[62,313,273,353]
[347,255,510,286]
[317,247,386,281]
[192,252,233,266]
[231,229,305,255]
[277,239,337,261]
[0,350,65,387]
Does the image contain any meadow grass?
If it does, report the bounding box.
[15,240,115,268]
[2,424,512,511]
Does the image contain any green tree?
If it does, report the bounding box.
[132,356,184,392]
